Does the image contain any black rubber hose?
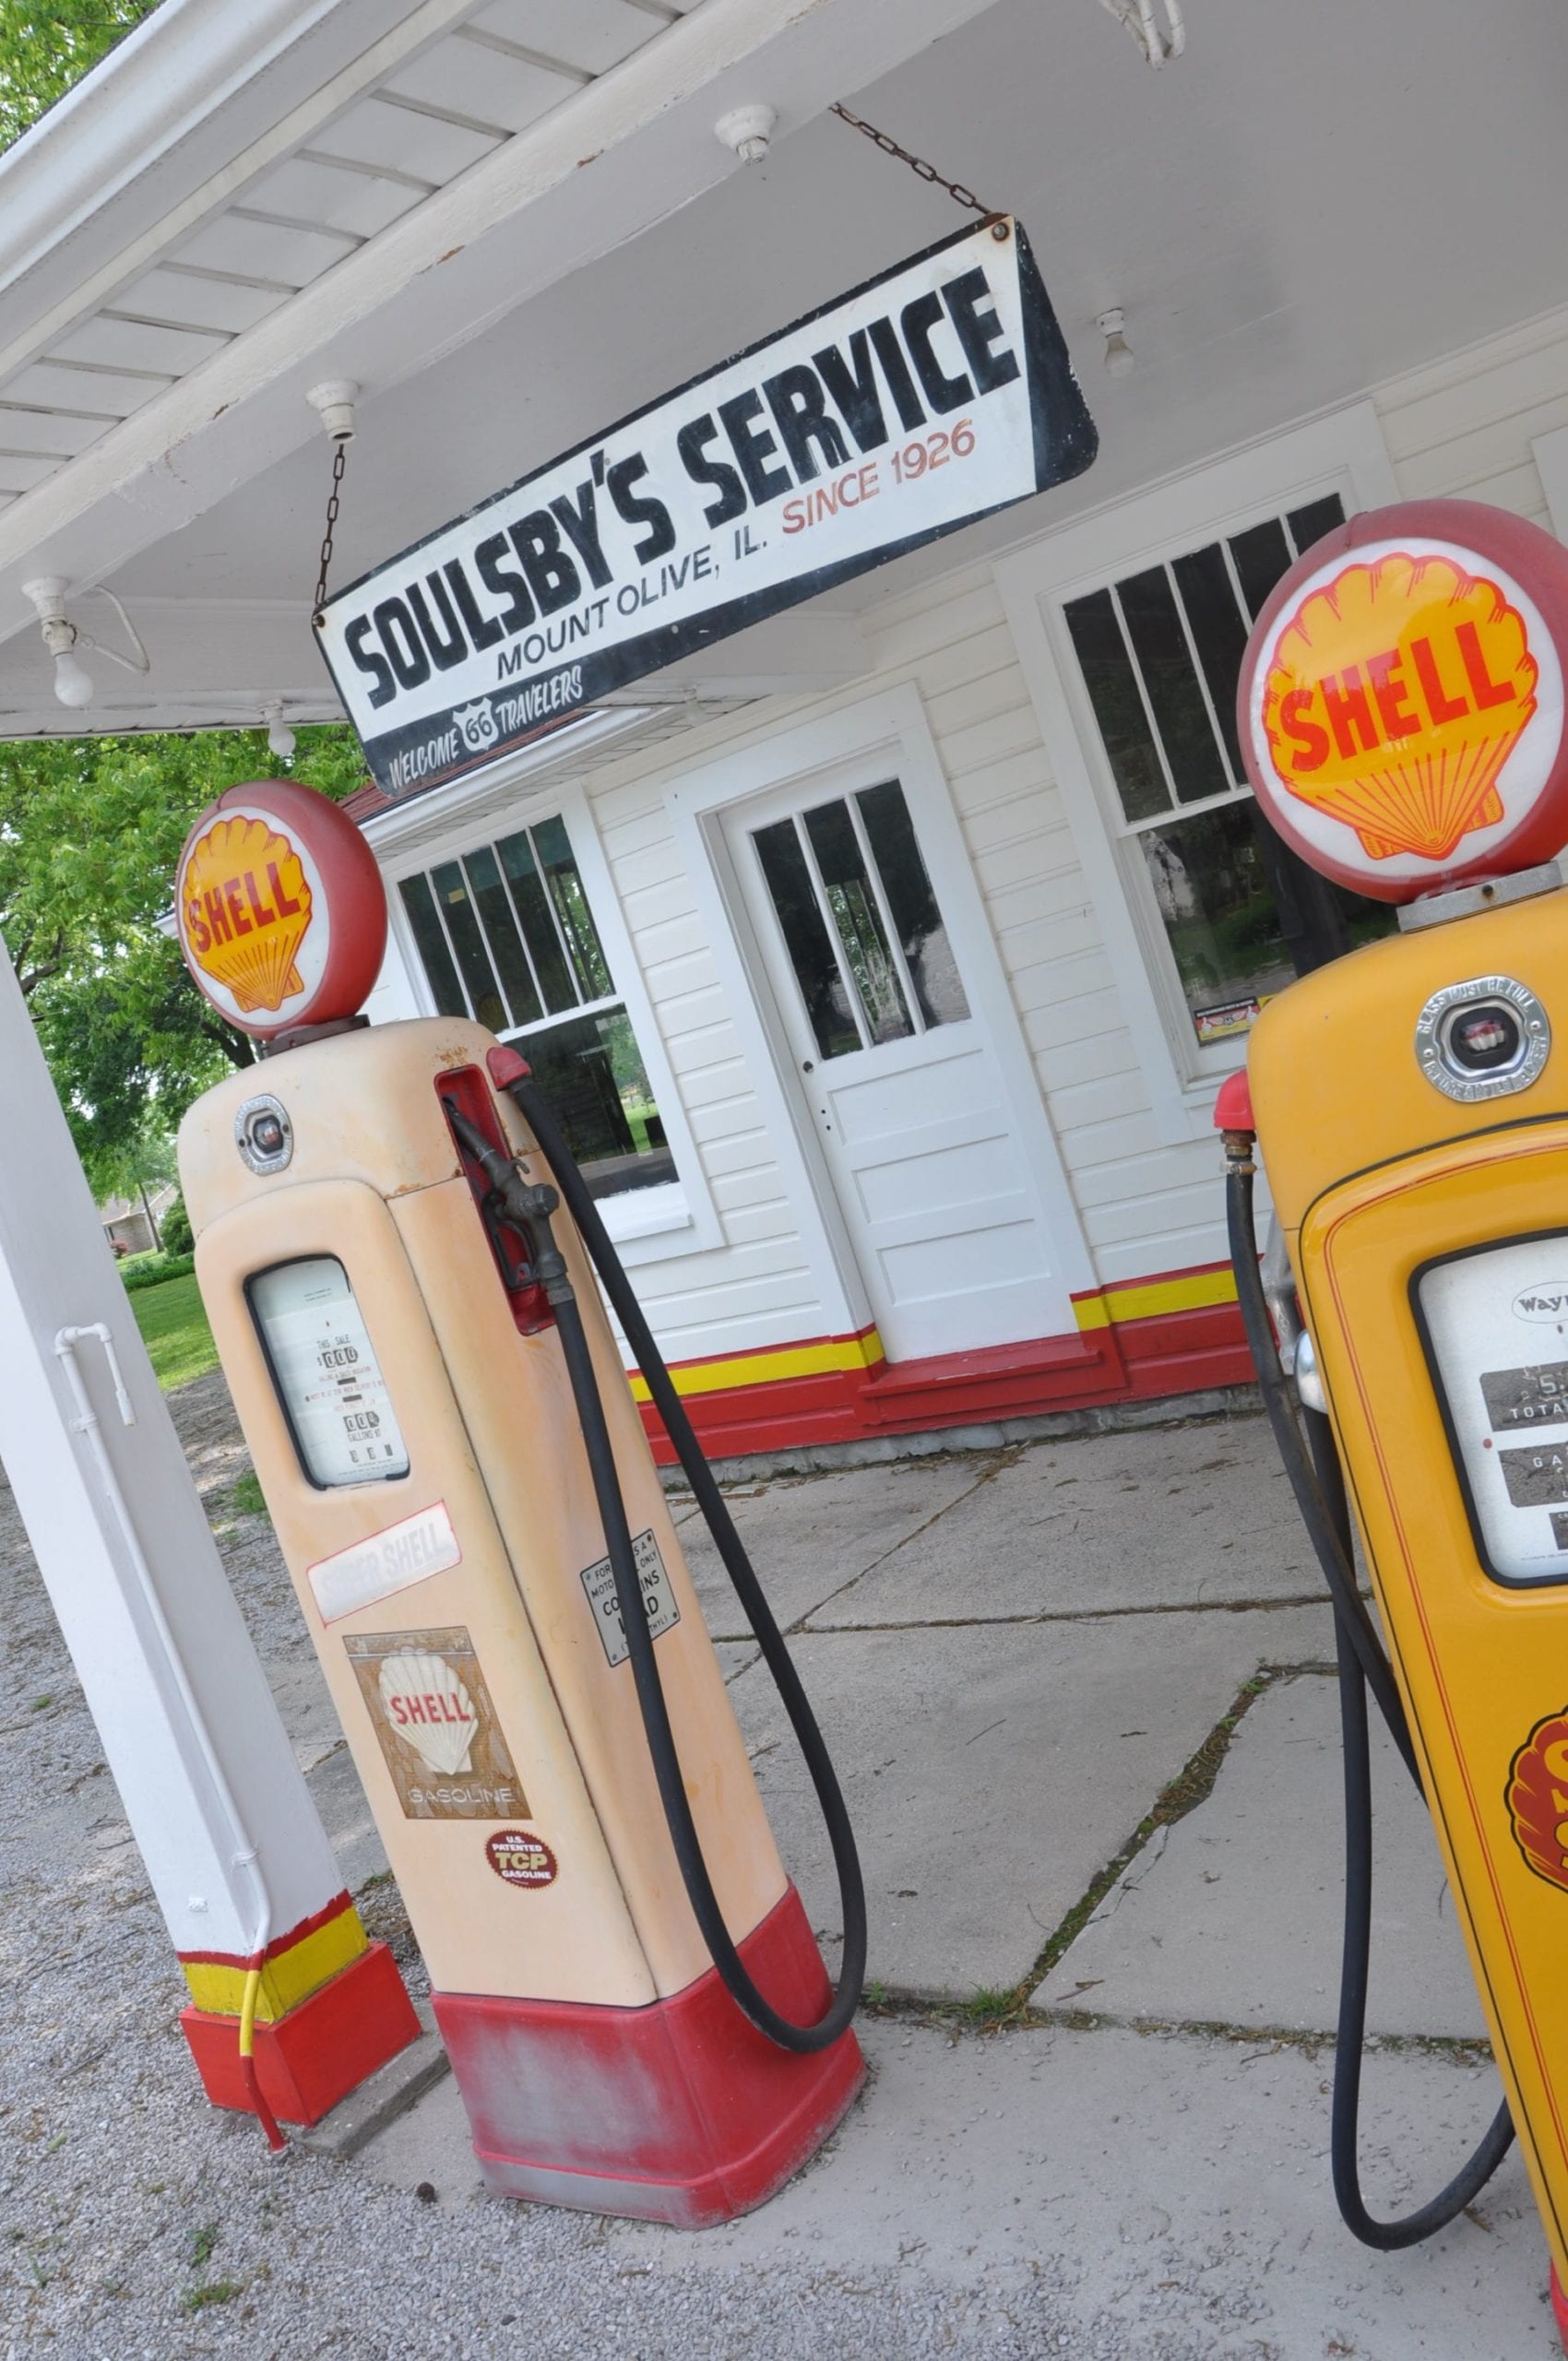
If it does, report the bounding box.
[1226,1152,1514,2244]
[477,1079,865,2053]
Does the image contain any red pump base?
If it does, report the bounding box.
[433,1884,865,2227]
[1550,2260,1568,2352]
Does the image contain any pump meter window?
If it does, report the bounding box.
[248,1257,410,1488]
[1418,1237,1568,1584]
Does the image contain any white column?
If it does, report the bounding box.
[0,943,344,1968]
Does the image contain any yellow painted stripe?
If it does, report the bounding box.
[627,1327,885,1405]
[1075,1268,1238,1332]
[181,1903,368,2023]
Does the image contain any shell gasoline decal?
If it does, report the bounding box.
[485,1829,559,1890]
[345,1626,527,1822]
[1505,1706,1568,1893]
[1245,537,1566,887]
[176,803,330,1023]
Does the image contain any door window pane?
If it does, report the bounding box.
[1117,565,1229,804]
[1063,587,1168,821]
[802,798,914,1047]
[753,817,862,1061]
[856,779,969,1029]
[431,860,505,1034]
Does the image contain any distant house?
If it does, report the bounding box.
[99,1182,177,1259]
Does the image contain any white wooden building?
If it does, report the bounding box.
[5,0,1568,1455]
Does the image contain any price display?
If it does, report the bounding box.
[249,1256,410,1488]
[1420,1236,1568,1584]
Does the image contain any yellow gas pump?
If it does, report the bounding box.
[1227,499,1568,2331]
[172,778,864,2226]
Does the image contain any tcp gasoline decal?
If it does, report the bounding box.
[1505,1706,1568,1892]
[346,1625,526,1821]
[579,1528,680,1667]
[486,1830,558,1890]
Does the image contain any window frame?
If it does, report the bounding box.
[996,403,1399,1145]
[371,774,720,1266]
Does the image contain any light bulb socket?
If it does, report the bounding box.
[1097,308,1134,378]
[715,104,776,164]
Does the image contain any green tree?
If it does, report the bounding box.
[9,724,367,1174]
[0,1,162,153]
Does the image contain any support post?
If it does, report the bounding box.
[0,945,416,2123]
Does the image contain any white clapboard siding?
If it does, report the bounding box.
[566,303,1568,1373]
[1376,302,1568,528]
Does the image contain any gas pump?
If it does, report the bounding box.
[1224,498,1568,2328]
[172,777,865,2225]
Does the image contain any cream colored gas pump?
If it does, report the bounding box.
[173,779,863,2225]
[1228,499,1568,2333]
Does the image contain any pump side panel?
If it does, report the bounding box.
[191,1177,657,2010]
[390,1175,788,1999]
[1297,1132,1568,2286]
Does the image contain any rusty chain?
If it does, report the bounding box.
[828,102,1004,228]
[314,438,347,616]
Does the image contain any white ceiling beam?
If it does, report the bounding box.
[0,0,999,647]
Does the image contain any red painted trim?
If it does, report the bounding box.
[177,1888,354,1973]
[182,1940,418,2128]
[434,1885,864,2226]
[636,1284,1250,1462]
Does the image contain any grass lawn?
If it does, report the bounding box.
[129,1272,220,1391]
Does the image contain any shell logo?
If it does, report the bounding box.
[1506,1708,1568,1895]
[180,813,315,1014]
[1261,552,1538,863]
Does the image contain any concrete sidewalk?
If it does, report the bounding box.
[2,1382,1558,2356]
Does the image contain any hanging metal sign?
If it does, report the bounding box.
[315,216,1096,800]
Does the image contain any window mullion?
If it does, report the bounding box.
[529,822,586,1009]
[794,813,873,1052]
[1164,559,1241,791]
[492,841,550,1015]
[458,852,524,1029]
[1108,579,1181,825]
[424,870,479,1021]
[1120,784,1253,836]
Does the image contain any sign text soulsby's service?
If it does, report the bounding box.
[315,218,1096,800]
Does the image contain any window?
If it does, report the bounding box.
[750,778,968,1061]
[1063,493,1396,1047]
[398,813,675,1202]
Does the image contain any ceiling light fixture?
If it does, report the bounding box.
[261,700,296,762]
[23,575,150,711]
[715,104,777,165]
[1097,307,1135,378]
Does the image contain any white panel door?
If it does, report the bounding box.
[724,770,1070,1362]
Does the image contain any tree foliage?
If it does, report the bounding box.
[0,1,161,154]
[8,726,368,1192]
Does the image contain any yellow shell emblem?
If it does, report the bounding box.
[1261,552,1538,860]
[181,814,313,1014]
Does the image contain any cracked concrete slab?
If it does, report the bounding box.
[676,1455,995,1639]
[727,1601,1337,1997]
[808,1417,1321,1629]
[356,2015,1552,2356]
[1033,1670,1487,2039]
